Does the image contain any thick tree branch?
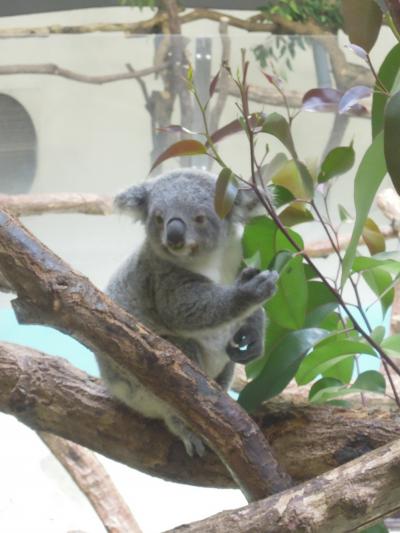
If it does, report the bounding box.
[38,432,143,533]
[1,341,399,489]
[0,209,291,501]
[0,62,168,85]
[166,438,400,532]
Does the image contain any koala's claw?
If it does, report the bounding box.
[238,267,260,282]
[237,269,279,304]
[169,416,206,457]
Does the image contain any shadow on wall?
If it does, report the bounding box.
[0,94,37,194]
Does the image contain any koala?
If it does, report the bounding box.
[100,168,278,456]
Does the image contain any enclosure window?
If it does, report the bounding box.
[0,94,37,194]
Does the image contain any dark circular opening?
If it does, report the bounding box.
[0,94,37,194]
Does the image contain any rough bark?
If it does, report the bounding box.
[1,341,399,489]
[0,193,113,217]
[38,432,143,533]
[165,438,400,533]
[0,209,291,501]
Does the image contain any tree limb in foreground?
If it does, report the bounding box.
[165,437,400,533]
[1,341,399,489]
[38,432,143,533]
[0,209,291,501]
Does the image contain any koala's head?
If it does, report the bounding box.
[115,168,261,264]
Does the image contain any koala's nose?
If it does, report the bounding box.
[166,218,186,249]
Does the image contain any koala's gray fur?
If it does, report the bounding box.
[101,168,277,456]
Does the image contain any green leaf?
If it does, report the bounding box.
[309,377,343,401]
[272,159,314,201]
[150,140,207,172]
[323,355,354,384]
[261,112,297,156]
[353,370,386,393]
[363,267,394,316]
[371,325,386,344]
[266,256,308,329]
[268,184,294,208]
[372,43,400,138]
[318,145,355,183]
[382,334,400,357]
[303,281,339,327]
[362,217,386,255]
[352,255,400,275]
[341,132,387,286]
[384,90,400,195]
[239,328,328,411]
[278,202,314,226]
[242,216,304,270]
[214,167,239,218]
[296,339,376,385]
[341,0,382,52]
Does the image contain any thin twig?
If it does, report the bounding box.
[0,62,169,85]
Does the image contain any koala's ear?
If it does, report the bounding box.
[114,184,149,222]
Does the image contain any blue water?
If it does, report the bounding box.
[0,303,388,379]
[0,309,99,376]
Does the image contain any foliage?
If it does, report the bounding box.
[119,0,156,8]
[153,7,400,416]
[261,0,343,32]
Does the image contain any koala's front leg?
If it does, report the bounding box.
[157,267,278,331]
[227,307,266,364]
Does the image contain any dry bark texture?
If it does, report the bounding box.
[0,208,291,501]
[165,438,400,533]
[1,341,399,489]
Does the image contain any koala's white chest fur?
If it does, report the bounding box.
[188,224,243,285]
[180,223,244,378]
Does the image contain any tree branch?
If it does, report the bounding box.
[0,209,291,501]
[0,62,168,85]
[1,341,399,490]
[0,193,113,216]
[165,438,400,532]
[38,432,143,533]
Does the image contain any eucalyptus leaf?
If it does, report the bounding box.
[341,0,382,52]
[341,132,387,286]
[279,202,314,227]
[318,145,355,183]
[150,140,207,172]
[296,339,376,385]
[362,217,386,255]
[309,377,343,402]
[266,256,308,330]
[372,43,400,138]
[239,328,328,411]
[363,267,394,316]
[384,90,400,195]
[214,167,239,218]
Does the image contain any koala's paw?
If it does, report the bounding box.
[168,416,206,457]
[227,325,263,364]
[237,269,279,305]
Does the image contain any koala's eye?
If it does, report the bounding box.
[194,214,206,225]
[155,214,164,225]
